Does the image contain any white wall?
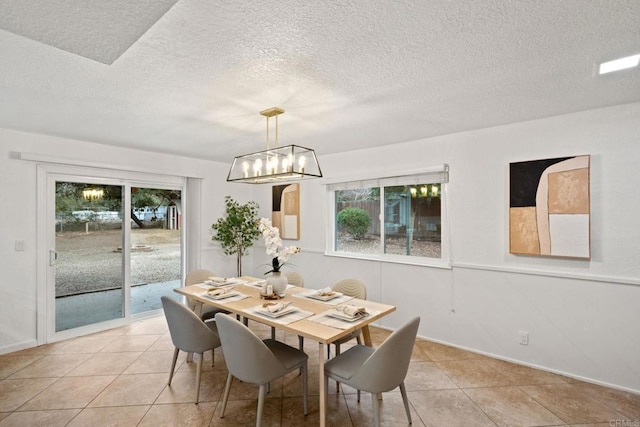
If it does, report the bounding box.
[249,102,640,393]
[0,128,251,352]
[1,101,639,393]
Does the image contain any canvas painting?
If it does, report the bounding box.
[509,155,590,259]
[272,183,300,240]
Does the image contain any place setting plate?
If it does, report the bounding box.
[204,277,243,287]
[201,291,240,300]
[256,306,297,318]
[305,291,343,302]
[326,308,369,322]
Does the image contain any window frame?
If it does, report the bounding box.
[325,165,450,269]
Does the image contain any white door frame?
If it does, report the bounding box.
[36,163,186,344]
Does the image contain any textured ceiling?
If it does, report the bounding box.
[0,0,639,163]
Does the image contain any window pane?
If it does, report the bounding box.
[383,184,441,257]
[55,182,124,331]
[335,188,380,253]
[131,187,182,314]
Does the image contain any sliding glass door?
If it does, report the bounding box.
[43,166,186,340]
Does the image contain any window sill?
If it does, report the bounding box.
[324,251,452,269]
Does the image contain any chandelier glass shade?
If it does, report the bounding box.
[226,107,322,183]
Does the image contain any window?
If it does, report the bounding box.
[327,166,449,267]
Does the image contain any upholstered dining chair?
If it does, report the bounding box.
[185,269,229,322]
[215,313,308,427]
[161,296,221,404]
[283,271,305,287]
[324,316,420,426]
[329,279,367,357]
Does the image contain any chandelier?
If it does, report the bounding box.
[226,107,322,183]
[82,187,104,200]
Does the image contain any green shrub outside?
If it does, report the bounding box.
[337,207,370,240]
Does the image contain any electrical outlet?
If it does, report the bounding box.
[15,240,26,251]
[518,331,529,345]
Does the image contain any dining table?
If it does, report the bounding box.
[173,276,396,427]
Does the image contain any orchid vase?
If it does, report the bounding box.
[266,271,288,295]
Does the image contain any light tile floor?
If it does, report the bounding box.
[1,316,639,426]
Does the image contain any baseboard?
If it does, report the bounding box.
[0,339,38,355]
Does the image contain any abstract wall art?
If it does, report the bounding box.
[272,183,300,240]
[509,155,590,259]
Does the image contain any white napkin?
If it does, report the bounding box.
[207,287,231,296]
[316,287,334,296]
[335,304,367,317]
[263,301,292,313]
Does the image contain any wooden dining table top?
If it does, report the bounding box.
[173,275,396,345]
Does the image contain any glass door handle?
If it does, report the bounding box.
[49,250,57,266]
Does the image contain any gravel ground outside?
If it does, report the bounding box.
[336,232,441,258]
[55,228,181,297]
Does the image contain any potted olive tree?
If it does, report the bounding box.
[211,196,260,276]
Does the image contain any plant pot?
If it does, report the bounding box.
[266,272,288,295]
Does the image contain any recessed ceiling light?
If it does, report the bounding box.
[598,54,640,74]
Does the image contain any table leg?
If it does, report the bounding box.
[319,342,327,427]
[186,301,204,363]
[361,325,373,347]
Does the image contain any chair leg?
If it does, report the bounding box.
[399,382,412,424]
[355,334,362,400]
[243,317,249,326]
[270,327,276,340]
[372,392,381,427]
[257,384,266,427]
[195,352,204,404]
[335,343,341,392]
[211,349,215,367]
[298,336,305,375]
[220,373,233,418]
[168,347,179,385]
[302,362,308,415]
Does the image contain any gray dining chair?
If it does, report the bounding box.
[324,316,420,426]
[161,296,221,404]
[215,313,308,427]
[329,279,367,359]
[283,271,304,287]
[185,269,229,322]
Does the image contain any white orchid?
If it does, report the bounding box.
[259,218,300,273]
